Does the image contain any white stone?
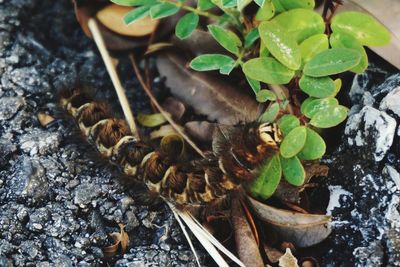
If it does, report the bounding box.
[345,106,397,161]
[384,165,400,191]
[380,86,400,117]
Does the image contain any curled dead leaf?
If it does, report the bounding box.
[160,134,185,160]
[247,196,332,248]
[96,4,159,37]
[156,52,259,124]
[103,223,129,257]
[231,197,264,267]
[37,112,55,127]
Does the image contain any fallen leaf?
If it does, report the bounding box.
[103,223,130,257]
[118,224,129,254]
[247,196,332,248]
[231,197,264,267]
[145,42,174,55]
[264,244,284,264]
[162,97,186,121]
[72,0,101,37]
[37,112,55,127]
[160,134,185,159]
[279,248,299,267]
[96,4,159,37]
[156,52,259,124]
[137,112,169,127]
[184,121,216,142]
[150,124,180,139]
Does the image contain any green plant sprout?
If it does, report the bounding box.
[111,0,391,199]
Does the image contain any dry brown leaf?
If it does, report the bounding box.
[145,42,174,56]
[118,224,129,254]
[184,121,216,142]
[279,248,299,267]
[247,196,332,248]
[156,52,259,124]
[162,97,186,121]
[37,112,55,127]
[231,197,264,267]
[103,223,130,257]
[264,244,284,264]
[96,4,159,37]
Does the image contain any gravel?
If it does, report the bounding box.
[0,0,200,266]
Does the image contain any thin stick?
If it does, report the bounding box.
[87,18,140,140]
[129,53,205,158]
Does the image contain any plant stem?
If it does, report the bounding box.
[159,0,220,20]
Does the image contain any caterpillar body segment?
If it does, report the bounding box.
[59,88,281,207]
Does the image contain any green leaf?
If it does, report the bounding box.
[331,11,391,46]
[222,0,237,7]
[255,0,275,21]
[259,21,301,70]
[242,57,295,84]
[298,128,326,160]
[330,32,368,73]
[150,3,180,19]
[219,60,236,75]
[137,113,168,127]
[272,9,325,43]
[280,126,307,158]
[259,42,270,57]
[277,114,300,136]
[259,102,280,123]
[301,97,339,119]
[246,76,261,94]
[303,48,361,77]
[279,0,314,10]
[256,89,276,102]
[310,105,348,128]
[123,6,151,24]
[111,0,157,6]
[190,54,235,73]
[331,78,342,97]
[237,0,253,11]
[271,0,286,13]
[250,154,282,199]
[300,34,329,64]
[244,28,260,48]
[208,25,242,54]
[175,13,199,40]
[299,75,335,98]
[198,0,215,10]
[254,0,265,7]
[280,156,305,186]
[300,97,315,115]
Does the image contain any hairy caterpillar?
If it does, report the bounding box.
[59,88,282,208]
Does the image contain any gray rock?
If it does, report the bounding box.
[345,106,397,161]
[26,207,49,233]
[0,96,25,120]
[73,183,101,208]
[9,67,50,93]
[353,241,384,267]
[19,129,61,156]
[380,86,400,117]
[0,138,17,166]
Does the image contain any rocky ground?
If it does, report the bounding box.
[1,0,400,266]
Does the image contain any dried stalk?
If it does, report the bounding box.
[87,18,140,140]
[129,53,205,158]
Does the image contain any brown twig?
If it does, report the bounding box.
[129,53,205,158]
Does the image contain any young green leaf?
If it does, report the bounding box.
[246,76,261,94]
[256,89,276,102]
[123,6,151,24]
[331,78,342,97]
[259,102,280,123]
[280,126,307,158]
[111,0,157,6]
[272,9,325,43]
[303,48,361,77]
[244,28,260,48]
[150,3,180,19]
[279,0,315,10]
[297,128,326,160]
[280,155,306,186]
[310,105,348,128]
[243,57,295,84]
[175,12,199,40]
[259,42,270,57]
[250,154,282,199]
[277,114,300,136]
[299,75,336,98]
[331,11,391,46]
[300,34,329,64]
[190,54,235,73]
[219,60,236,75]
[137,113,168,127]
[198,0,215,10]
[271,0,286,13]
[301,97,339,119]
[255,0,275,21]
[208,24,242,54]
[330,32,368,73]
[300,97,316,115]
[259,21,301,70]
